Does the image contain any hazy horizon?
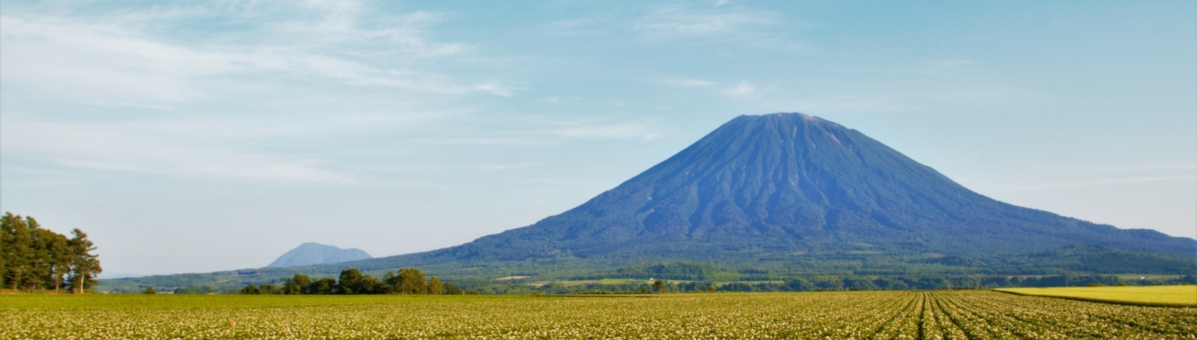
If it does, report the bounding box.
[2,1,1194,276]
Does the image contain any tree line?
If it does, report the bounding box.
[239,268,464,295]
[459,273,1197,295]
[0,212,102,293]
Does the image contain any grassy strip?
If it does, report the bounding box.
[0,294,531,310]
[992,288,1197,308]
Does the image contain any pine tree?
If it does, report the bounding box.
[67,229,101,294]
[0,216,6,289]
[46,232,71,293]
[34,225,70,292]
[2,213,33,291]
[27,218,50,291]
[0,213,98,293]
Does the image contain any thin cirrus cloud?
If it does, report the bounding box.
[724,81,757,96]
[664,78,765,98]
[636,5,777,38]
[0,16,218,102]
[0,3,512,102]
[1008,162,1197,176]
[542,120,665,141]
[664,78,718,87]
[416,119,666,146]
[973,175,1197,193]
[0,1,516,185]
[0,119,358,184]
[634,3,806,51]
[265,2,470,56]
[479,163,543,171]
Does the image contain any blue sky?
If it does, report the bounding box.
[2,0,1194,276]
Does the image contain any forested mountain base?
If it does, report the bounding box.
[3,291,1194,338]
[101,255,1197,295]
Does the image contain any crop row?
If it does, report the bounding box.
[3,291,1194,339]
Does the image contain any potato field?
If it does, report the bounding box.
[3,290,1195,339]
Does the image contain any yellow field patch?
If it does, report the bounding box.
[995,285,1197,307]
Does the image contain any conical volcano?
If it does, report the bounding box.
[101,113,1196,290]
[437,113,1192,262]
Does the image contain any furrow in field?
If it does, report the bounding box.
[917,292,944,339]
[934,291,1020,339]
[1073,303,1197,337]
[960,291,1125,339]
[4,291,1194,338]
[807,292,897,339]
[946,291,1071,339]
[861,292,914,340]
[871,292,924,340]
[926,292,969,340]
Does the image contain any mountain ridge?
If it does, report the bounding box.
[267,242,372,268]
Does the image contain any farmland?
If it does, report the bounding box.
[996,285,1197,307]
[4,291,1196,339]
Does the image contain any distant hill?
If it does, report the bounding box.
[99,113,1195,291]
[267,243,372,268]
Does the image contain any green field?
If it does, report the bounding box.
[996,285,1197,307]
[4,291,1196,339]
[525,278,782,287]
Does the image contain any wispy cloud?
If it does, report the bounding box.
[634,4,806,50]
[780,59,1021,114]
[0,1,519,185]
[0,118,357,184]
[480,163,542,171]
[967,161,1197,193]
[925,59,976,69]
[1,16,216,101]
[417,138,542,146]
[542,17,611,37]
[974,175,1197,192]
[84,101,178,111]
[545,97,580,104]
[1009,163,1197,176]
[637,5,776,38]
[664,78,718,87]
[415,117,666,146]
[268,2,470,58]
[725,81,757,96]
[542,120,664,141]
[0,2,510,103]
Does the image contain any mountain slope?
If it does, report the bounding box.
[267,243,372,268]
[99,113,1195,291]
[428,113,1191,262]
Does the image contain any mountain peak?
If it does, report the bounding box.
[443,113,1192,261]
[267,243,372,268]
